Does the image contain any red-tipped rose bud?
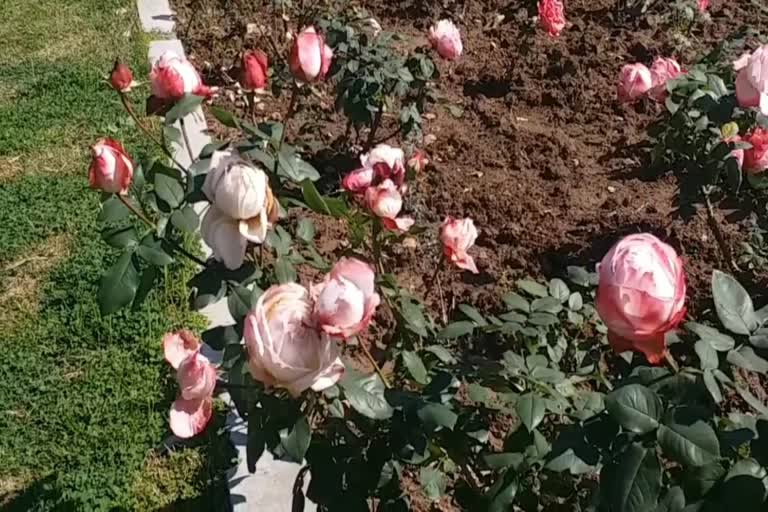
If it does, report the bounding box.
[241,50,269,91]
[289,26,333,83]
[88,138,134,194]
[110,58,136,93]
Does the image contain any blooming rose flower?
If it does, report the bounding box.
[241,50,268,91]
[428,20,463,61]
[734,45,768,115]
[440,217,479,274]
[244,283,345,396]
[163,330,201,369]
[313,257,380,339]
[743,127,768,174]
[150,51,214,101]
[201,149,279,269]
[170,397,213,439]
[88,138,134,194]
[365,179,415,233]
[538,0,566,37]
[649,57,683,102]
[110,58,137,93]
[177,352,217,400]
[289,26,333,82]
[617,63,653,103]
[343,144,406,195]
[595,234,686,364]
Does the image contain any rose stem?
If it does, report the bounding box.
[423,255,444,303]
[702,187,740,272]
[359,341,390,388]
[178,117,197,165]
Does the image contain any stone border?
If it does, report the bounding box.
[135,2,314,511]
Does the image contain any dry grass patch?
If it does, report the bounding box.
[132,451,206,510]
[0,472,35,508]
[0,146,85,184]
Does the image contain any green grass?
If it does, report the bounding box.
[0,0,231,510]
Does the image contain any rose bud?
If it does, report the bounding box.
[110,58,137,93]
[734,45,768,115]
[241,49,269,91]
[617,63,653,103]
[440,217,479,274]
[428,20,462,61]
[150,51,215,101]
[163,330,201,369]
[88,138,134,194]
[538,0,566,37]
[648,57,683,103]
[177,352,217,400]
[244,283,345,396]
[170,396,213,439]
[289,26,333,83]
[365,179,415,233]
[407,150,429,174]
[313,257,381,339]
[596,233,686,364]
[743,127,768,174]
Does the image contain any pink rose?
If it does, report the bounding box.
[110,58,136,93]
[170,397,213,439]
[177,352,217,400]
[734,45,768,115]
[244,283,345,396]
[88,138,133,194]
[343,144,406,195]
[428,20,462,61]
[617,63,653,103]
[743,127,768,175]
[313,257,381,339]
[596,234,686,364]
[440,217,479,274]
[538,0,566,37]
[289,26,333,83]
[365,179,415,233]
[150,51,214,101]
[241,49,269,91]
[163,330,201,369]
[698,0,709,11]
[649,57,682,103]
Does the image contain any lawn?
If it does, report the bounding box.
[0,0,230,510]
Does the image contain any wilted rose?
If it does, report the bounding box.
[595,234,686,364]
[365,179,415,233]
[177,352,217,400]
[163,330,201,369]
[313,257,380,339]
[88,138,134,194]
[170,396,213,439]
[150,51,214,101]
[648,57,682,103]
[241,49,268,91]
[428,20,463,61]
[440,217,479,274]
[343,144,406,195]
[538,0,566,37]
[407,150,429,174]
[617,63,653,103]
[244,283,345,396]
[743,127,768,174]
[110,58,136,93]
[289,26,333,83]
[734,45,768,115]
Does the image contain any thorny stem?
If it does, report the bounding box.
[179,117,197,165]
[365,102,384,151]
[702,187,740,272]
[248,91,257,126]
[119,93,188,172]
[117,194,209,268]
[359,340,390,389]
[272,83,300,177]
[371,220,383,273]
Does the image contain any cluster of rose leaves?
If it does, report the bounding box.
[90,7,715,448]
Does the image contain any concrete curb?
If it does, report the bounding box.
[135,2,314,511]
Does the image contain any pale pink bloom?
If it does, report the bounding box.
[648,57,683,103]
[343,144,406,195]
[617,64,653,103]
[538,0,566,37]
[177,352,217,400]
[170,396,213,439]
[244,283,345,396]
[428,20,463,61]
[289,26,333,82]
[734,45,768,115]
[110,58,137,93]
[163,330,201,369]
[440,217,479,274]
[365,179,414,232]
[201,206,248,270]
[698,0,709,11]
[150,51,214,101]
[596,234,687,364]
[342,167,375,195]
[743,127,768,175]
[241,49,269,91]
[313,258,381,339]
[88,138,133,194]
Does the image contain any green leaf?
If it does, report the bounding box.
[400,299,428,337]
[417,403,458,431]
[227,284,253,321]
[527,312,559,326]
[727,346,768,374]
[656,486,686,512]
[483,452,525,470]
[657,417,720,467]
[202,324,242,351]
[301,179,332,216]
[164,93,204,124]
[605,384,662,434]
[567,266,592,287]
[246,408,266,473]
[101,225,138,249]
[132,265,158,311]
[296,218,315,242]
[683,461,726,499]
[170,205,199,232]
[209,105,239,128]
[153,166,185,208]
[707,75,728,97]
[402,350,428,384]
[568,292,583,311]
[136,234,174,266]
[274,258,297,284]
[419,467,446,501]
[703,369,722,403]
[340,371,393,420]
[517,279,549,297]
[712,270,756,335]
[458,304,488,326]
[685,322,735,351]
[516,393,546,431]
[502,292,530,312]
[277,415,311,464]
[546,448,594,475]
[97,196,130,222]
[98,250,139,315]
[605,444,661,512]
[424,345,456,364]
[549,278,570,302]
[487,471,519,512]
[436,321,475,339]
[531,297,563,314]
[695,339,718,370]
